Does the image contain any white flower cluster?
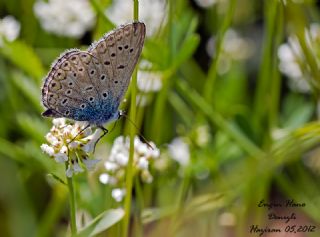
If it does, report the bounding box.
[106,0,167,37]
[33,0,96,38]
[41,118,101,177]
[0,16,20,46]
[99,135,160,202]
[206,29,254,74]
[277,24,320,93]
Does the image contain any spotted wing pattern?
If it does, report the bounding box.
[41,22,146,125]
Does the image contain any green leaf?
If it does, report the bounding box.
[0,40,45,81]
[76,209,124,237]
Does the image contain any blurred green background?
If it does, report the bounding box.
[1,0,320,236]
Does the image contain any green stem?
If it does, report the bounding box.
[123,2,139,237]
[66,166,77,236]
[176,80,264,158]
[203,0,237,102]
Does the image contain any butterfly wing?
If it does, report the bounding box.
[42,50,103,121]
[88,22,146,105]
[42,22,146,124]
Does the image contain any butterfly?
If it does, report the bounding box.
[41,22,146,136]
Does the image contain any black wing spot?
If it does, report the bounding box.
[103,92,107,97]
[90,70,95,75]
[129,48,134,53]
[118,46,123,50]
[104,61,110,65]
[81,54,87,58]
[73,73,77,77]
[117,65,125,69]
[89,97,94,102]
[111,53,116,57]
[66,89,72,95]
[65,110,70,115]
[124,45,129,49]
[71,56,76,60]
[51,82,56,87]
[64,62,69,67]
[86,86,94,91]
[100,75,106,80]
[114,80,118,84]
[69,82,73,86]
[62,98,68,105]
[80,104,86,109]
[79,68,83,72]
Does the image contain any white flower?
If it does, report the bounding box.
[81,129,102,153]
[106,0,166,37]
[41,120,101,177]
[112,188,126,202]
[104,161,118,172]
[33,0,95,38]
[54,152,68,163]
[168,137,190,167]
[82,158,100,170]
[278,23,320,93]
[41,144,55,156]
[100,136,160,186]
[137,157,149,170]
[137,71,162,92]
[206,29,254,74]
[0,16,20,46]
[194,0,218,8]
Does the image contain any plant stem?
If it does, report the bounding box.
[66,167,77,236]
[123,1,139,237]
[203,0,237,102]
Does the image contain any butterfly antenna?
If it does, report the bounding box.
[119,111,154,150]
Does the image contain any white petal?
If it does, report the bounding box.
[66,165,73,177]
[83,158,99,170]
[40,144,55,156]
[111,188,126,202]
[115,153,128,166]
[104,161,118,172]
[168,137,190,167]
[54,153,68,163]
[73,162,84,173]
[99,173,110,184]
[137,157,149,170]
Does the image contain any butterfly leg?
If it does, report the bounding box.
[93,126,109,153]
